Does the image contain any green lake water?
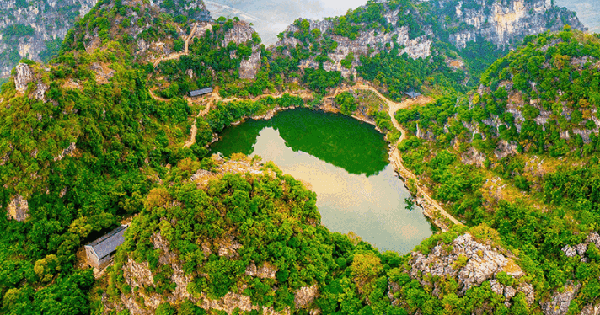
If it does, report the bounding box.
[210,108,433,253]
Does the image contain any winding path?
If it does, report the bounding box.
[157,79,462,230]
[152,23,199,67]
[208,83,463,230]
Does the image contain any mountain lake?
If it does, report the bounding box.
[210,108,433,253]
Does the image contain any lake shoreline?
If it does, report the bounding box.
[207,90,458,233]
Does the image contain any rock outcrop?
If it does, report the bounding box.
[13,62,48,100]
[14,63,35,92]
[541,281,581,315]
[442,0,585,49]
[222,21,261,79]
[7,194,29,222]
[0,0,98,77]
[277,19,431,79]
[406,233,533,304]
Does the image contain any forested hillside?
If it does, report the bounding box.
[395,28,600,314]
[0,0,98,77]
[272,0,585,100]
[0,0,599,314]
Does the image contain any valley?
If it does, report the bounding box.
[1,0,600,314]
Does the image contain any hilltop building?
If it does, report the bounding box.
[190,87,213,97]
[406,90,422,99]
[84,226,127,269]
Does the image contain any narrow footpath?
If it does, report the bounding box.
[157,80,462,231]
[385,96,463,230]
[152,23,199,67]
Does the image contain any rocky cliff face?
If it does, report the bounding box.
[436,0,585,49]
[273,0,583,80]
[222,21,261,79]
[400,233,534,308]
[276,17,432,79]
[0,0,98,77]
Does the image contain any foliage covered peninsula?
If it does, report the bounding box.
[396,28,600,314]
[0,0,599,315]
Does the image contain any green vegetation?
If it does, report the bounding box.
[394,28,600,312]
[1,24,35,37]
[0,0,598,313]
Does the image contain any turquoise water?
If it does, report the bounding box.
[211,109,432,253]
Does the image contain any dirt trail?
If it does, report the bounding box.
[152,23,199,67]
[184,101,213,148]
[383,94,463,229]
[215,83,463,229]
[158,79,462,230]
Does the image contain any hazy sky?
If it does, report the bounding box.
[206,0,599,45]
[205,0,368,44]
[555,0,600,33]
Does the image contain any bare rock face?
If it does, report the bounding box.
[14,63,35,93]
[12,63,48,100]
[409,233,531,301]
[33,82,48,100]
[7,195,29,222]
[581,303,600,315]
[277,19,431,79]
[0,0,99,77]
[542,281,581,315]
[495,140,519,159]
[53,142,77,161]
[447,0,585,49]
[122,258,154,288]
[239,49,261,79]
[113,229,291,315]
[461,146,486,167]
[222,21,261,79]
[223,21,256,46]
[294,285,318,309]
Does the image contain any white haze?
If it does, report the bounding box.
[205,0,599,46]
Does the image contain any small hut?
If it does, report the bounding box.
[190,87,213,97]
[405,90,422,99]
[84,226,127,269]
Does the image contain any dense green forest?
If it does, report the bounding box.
[1,0,599,313]
[394,28,600,314]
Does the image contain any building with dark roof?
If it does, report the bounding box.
[190,87,213,97]
[406,90,422,99]
[84,225,127,269]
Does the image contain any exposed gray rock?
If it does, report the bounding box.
[581,303,600,315]
[542,281,581,315]
[0,0,98,77]
[7,194,29,222]
[587,232,600,247]
[448,0,585,49]
[277,19,431,79]
[294,285,318,308]
[461,146,486,168]
[561,244,577,257]
[14,63,35,93]
[495,140,518,159]
[575,243,588,256]
[411,233,517,294]
[53,142,77,161]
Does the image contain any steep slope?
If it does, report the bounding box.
[399,28,600,157]
[393,28,600,314]
[0,0,98,77]
[0,0,598,314]
[0,1,217,312]
[94,155,537,315]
